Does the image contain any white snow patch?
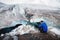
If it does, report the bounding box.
[9,25,39,36]
[49,27,60,35]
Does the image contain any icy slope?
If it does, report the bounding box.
[0,2,60,36]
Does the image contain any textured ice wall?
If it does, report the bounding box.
[0,3,60,36]
[0,4,27,28]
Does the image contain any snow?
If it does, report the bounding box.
[9,25,39,36]
[0,1,60,36]
[49,27,60,35]
[9,17,60,36]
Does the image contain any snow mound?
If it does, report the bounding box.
[9,25,39,36]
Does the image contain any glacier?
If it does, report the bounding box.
[0,2,60,36]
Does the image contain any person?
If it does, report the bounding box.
[38,21,48,33]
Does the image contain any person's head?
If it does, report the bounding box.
[40,20,44,23]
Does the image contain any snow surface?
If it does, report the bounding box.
[0,0,60,8]
[0,2,60,36]
[9,18,60,36]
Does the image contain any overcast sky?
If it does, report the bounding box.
[0,0,60,8]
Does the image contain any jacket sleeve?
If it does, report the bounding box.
[38,24,41,28]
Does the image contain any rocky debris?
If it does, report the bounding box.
[0,35,18,40]
[0,33,60,40]
[18,32,60,40]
